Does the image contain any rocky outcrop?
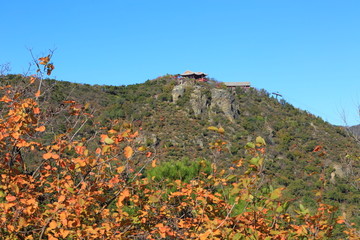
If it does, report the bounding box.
[172,85,186,103]
[182,84,239,122]
[190,87,209,117]
[209,88,237,122]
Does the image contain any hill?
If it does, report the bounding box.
[349,124,360,138]
[2,73,360,227]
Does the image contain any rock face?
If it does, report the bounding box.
[172,85,186,103]
[180,84,239,122]
[190,87,209,117]
[209,88,237,122]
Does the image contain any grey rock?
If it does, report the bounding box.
[190,87,209,117]
[172,84,186,103]
[210,89,238,122]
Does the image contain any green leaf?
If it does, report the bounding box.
[299,204,305,211]
[232,232,244,240]
[256,136,266,146]
[148,195,160,203]
[245,142,255,149]
[230,186,241,196]
[104,137,114,145]
[249,157,259,165]
[270,188,283,200]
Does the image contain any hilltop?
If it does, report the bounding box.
[2,73,360,227]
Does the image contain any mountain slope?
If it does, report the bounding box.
[2,73,360,225]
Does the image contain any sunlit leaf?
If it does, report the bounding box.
[138,146,146,151]
[270,188,283,200]
[35,90,41,97]
[151,159,156,167]
[6,195,16,202]
[207,126,219,132]
[48,220,57,229]
[256,136,266,146]
[218,127,225,134]
[104,137,114,145]
[43,152,52,160]
[124,146,133,159]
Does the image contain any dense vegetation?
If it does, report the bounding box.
[0,57,359,239]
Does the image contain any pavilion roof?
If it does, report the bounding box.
[180,70,207,76]
[223,82,251,87]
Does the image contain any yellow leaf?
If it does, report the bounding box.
[218,127,225,134]
[199,230,211,240]
[18,217,27,227]
[124,146,133,159]
[207,126,219,132]
[102,145,110,154]
[116,166,125,173]
[138,146,147,151]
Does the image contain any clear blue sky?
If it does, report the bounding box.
[1,0,360,126]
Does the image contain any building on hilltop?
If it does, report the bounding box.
[180,70,208,82]
[223,82,251,90]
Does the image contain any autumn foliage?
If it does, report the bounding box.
[0,57,359,239]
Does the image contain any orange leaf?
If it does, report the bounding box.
[337,216,346,224]
[38,56,50,65]
[100,134,108,143]
[124,146,133,159]
[35,90,41,97]
[151,159,157,168]
[58,195,65,203]
[35,126,46,132]
[146,152,152,158]
[313,145,322,152]
[43,152,52,160]
[29,76,36,84]
[33,107,40,114]
[6,195,16,202]
[11,132,20,139]
[117,188,130,208]
[0,95,12,103]
[95,148,101,155]
[48,220,57,230]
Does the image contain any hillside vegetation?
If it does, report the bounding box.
[0,68,359,239]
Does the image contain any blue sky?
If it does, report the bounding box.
[1,0,360,126]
